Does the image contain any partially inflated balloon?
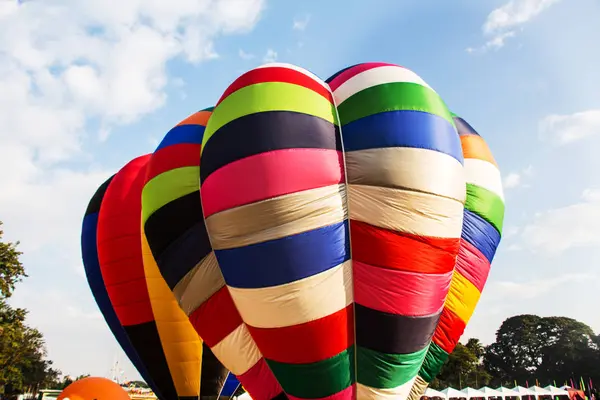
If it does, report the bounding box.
[407,114,504,399]
[201,63,354,399]
[81,176,162,399]
[97,155,203,400]
[142,108,285,400]
[328,62,466,399]
[58,377,130,400]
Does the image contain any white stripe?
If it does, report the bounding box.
[333,65,433,105]
[228,260,353,328]
[349,184,464,238]
[255,62,331,91]
[345,147,466,203]
[211,324,262,376]
[357,377,416,400]
[464,158,504,201]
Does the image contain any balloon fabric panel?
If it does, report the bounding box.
[408,115,505,398]
[328,63,465,399]
[81,176,162,399]
[201,64,355,399]
[142,109,285,400]
[96,155,180,400]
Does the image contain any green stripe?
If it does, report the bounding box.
[337,82,454,127]
[266,347,355,398]
[418,342,449,383]
[141,167,199,223]
[357,345,427,389]
[465,183,505,234]
[202,82,338,151]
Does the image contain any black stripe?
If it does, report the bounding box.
[145,191,212,289]
[355,303,441,354]
[325,64,360,84]
[200,343,229,398]
[124,321,178,400]
[272,392,289,400]
[85,175,115,216]
[200,111,342,183]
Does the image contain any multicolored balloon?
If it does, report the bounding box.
[142,108,285,400]
[328,62,466,398]
[407,114,505,399]
[96,155,203,400]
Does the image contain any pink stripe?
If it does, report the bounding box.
[354,261,452,316]
[455,239,491,292]
[237,358,283,400]
[201,149,345,217]
[288,384,356,400]
[328,62,402,91]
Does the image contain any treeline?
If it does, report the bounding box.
[432,315,600,392]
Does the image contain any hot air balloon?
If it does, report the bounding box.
[141,108,285,400]
[328,62,466,399]
[96,155,203,400]
[81,175,162,398]
[200,63,354,400]
[58,377,130,400]
[407,114,505,399]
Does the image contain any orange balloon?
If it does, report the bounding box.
[58,377,130,400]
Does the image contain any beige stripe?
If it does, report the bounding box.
[349,184,464,238]
[211,323,262,376]
[228,260,353,329]
[357,377,416,400]
[407,375,429,400]
[206,184,348,250]
[172,252,225,316]
[464,158,504,200]
[345,147,466,203]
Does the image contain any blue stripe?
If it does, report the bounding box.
[155,124,205,151]
[453,116,481,137]
[215,221,350,289]
[221,373,240,396]
[341,110,463,164]
[81,214,161,398]
[461,209,501,263]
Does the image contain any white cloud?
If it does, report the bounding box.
[263,48,278,63]
[293,14,311,31]
[521,187,600,254]
[468,0,560,53]
[539,109,600,145]
[503,165,534,189]
[238,49,255,60]
[0,0,268,378]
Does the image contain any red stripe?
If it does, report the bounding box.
[201,149,344,217]
[350,220,460,274]
[432,307,466,353]
[97,155,154,326]
[145,143,200,182]
[455,239,491,293]
[328,62,400,91]
[248,305,354,364]
[217,66,333,105]
[188,286,243,347]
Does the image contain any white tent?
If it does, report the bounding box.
[479,386,505,398]
[514,386,536,396]
[496,386,521,398]
[544,386,570,396]
[426,388,447,398]
[443,388,468,399]
[530,386,552,395]
[462,388,487,399]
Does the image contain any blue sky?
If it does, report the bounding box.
[1,0,599,380]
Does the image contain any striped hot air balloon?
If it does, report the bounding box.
[328,62,466,399]
[407,114,505,399]
[81,176,163,399]
[96,155,203,400]
[200,63,355,400]
[141,108,285,400]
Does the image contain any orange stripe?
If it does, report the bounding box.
[460,135,497,166]
[177,110,212,127]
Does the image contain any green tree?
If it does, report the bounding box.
[432,342,491,389]
[0,221,27,299]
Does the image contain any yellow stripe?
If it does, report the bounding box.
[141,228,202,397]
[444,272,481,323]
